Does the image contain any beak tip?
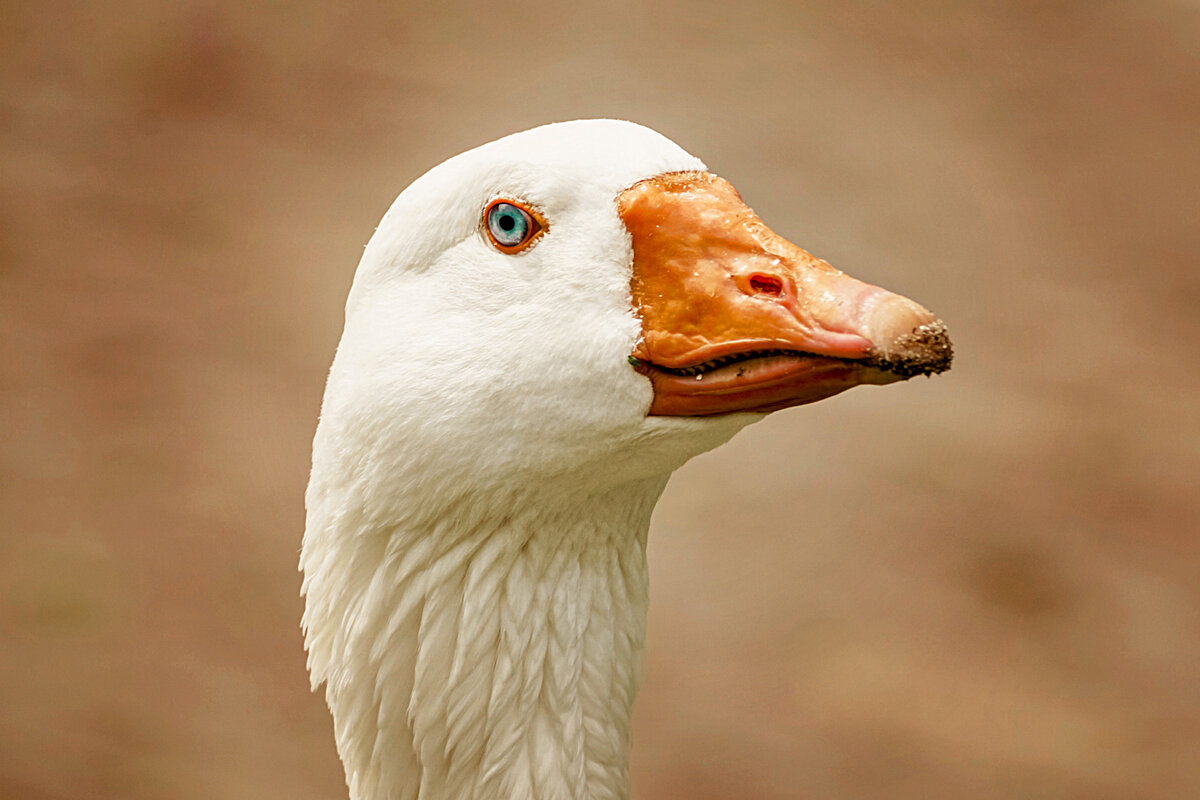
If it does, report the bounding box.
[870,318,954,377]
[858,292,953,377]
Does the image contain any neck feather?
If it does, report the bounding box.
[302,478,667,800]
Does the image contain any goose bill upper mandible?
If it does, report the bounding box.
[619,171,953,416]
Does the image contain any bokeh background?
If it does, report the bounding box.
[2,1,1198,798]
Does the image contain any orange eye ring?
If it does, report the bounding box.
[483,198,547,254]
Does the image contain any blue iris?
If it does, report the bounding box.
[487,202,531,248]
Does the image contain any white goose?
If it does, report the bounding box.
[301,119,951,800]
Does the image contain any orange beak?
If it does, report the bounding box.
[619,172,952,416]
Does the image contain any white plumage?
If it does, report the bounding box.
[303,121,752,800]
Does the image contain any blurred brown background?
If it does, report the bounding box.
[2,1,1198,798]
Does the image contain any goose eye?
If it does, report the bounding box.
[484,200,544,253]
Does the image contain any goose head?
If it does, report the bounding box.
[303,119,951,800]
[314,119,949,509]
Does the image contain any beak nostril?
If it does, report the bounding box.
[749,273,784,296]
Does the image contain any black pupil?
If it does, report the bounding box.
[499,213,516,232]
